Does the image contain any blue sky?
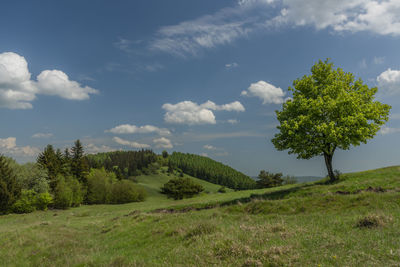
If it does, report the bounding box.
[1,0,400,176]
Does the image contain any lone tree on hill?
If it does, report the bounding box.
[272,59,391,182]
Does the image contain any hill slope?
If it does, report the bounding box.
[0,166,399,266]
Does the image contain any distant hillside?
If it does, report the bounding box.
[169,152,256,190]
[295,176,323,183]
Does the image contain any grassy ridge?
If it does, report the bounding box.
[0,166,400,266]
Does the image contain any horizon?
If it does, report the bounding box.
[1,0,400,177]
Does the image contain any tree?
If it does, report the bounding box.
[161,178,204,200]
[256,170,284,188]
[272,59,391,182]
[37,144,63,190]
[0,155,21,213]
[71,140,88,184]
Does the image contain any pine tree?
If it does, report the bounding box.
[37,145,62,191]
[0,155,21,213]
[71,140,88,184]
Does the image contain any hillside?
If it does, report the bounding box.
[169,152,256,189]
[0,166,399,266]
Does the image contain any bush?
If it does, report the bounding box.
[161,178,204,200]
[218,186,227,193]
[86,168,116,204]
[110,180,146,204]
[35,192,53,211]
[53,176,73,209]
[256,171,284,189]
[68,178,85,207]
[12,190,36,214]
[14,162,49,194]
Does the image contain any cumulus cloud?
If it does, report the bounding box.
[0,137,40,157]
[203,144,217,150]
[113,137,150,149]
[85,143,115,154]
[153,137,173,149]
[32,133,53,138]
[106,124,171,135]
[37,70,98,100]
[162,100,245,125]
[377,68,400,95]
[0,52,98,109]
[241,80,285,104]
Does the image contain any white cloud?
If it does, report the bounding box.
[85,143,115,154]
[227,119,239,124]
[162,100,245,125]
[379,125,400,135]
[203,144,217,150]
[225,62,239,69]
[32,133,53,138]
[113,137,150,149]
[153,137,173,149]
[37,70,98,100]
[377,68,400,95]
[242,80,285,104]
[106,124,171,135]
[373,56,385,65]
[0,52,98,109]
[0,137,40,157]
[272,0,400,36]
[149,0,400,58]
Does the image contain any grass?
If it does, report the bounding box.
[0,166,400,266]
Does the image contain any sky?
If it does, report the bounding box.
[1,0,400,177]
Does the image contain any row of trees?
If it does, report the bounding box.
[86,150,158,179]
[168,152,257,190]
[0,140,147,214]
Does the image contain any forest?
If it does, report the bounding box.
[168,152,257,190]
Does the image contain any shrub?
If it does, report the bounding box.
[12,190,36,214]
[110,180,147,204]
[86,168,116,204]
[35,192,53,211]
[53,176,73,209]
[14,162,50,194]
[218,186,227,193]
[68,178,84,207]
[256,171,284,188]
[161,178,204,200]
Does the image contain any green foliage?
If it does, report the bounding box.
[52,175,84,209]
[256,170,284,188]
[71,140,89,184]
[218,186,227,193]
[86,168,116,204]
[14,162,50,193]
[86,150,157,179]
[161,177,204,200]
[11,190,36,214]
[110,180,147,204]
[272,59,391,181]
[12,190,53,214]
[168,152,256,190]
[53,176,73,209]
[35,192,53,211]
[0,155,21,213]
[162,150,169,158]
[37,145,65,190]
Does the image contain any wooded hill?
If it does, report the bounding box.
[168,152,256,190]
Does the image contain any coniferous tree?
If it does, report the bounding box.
[37,145,63,191]
[0,155,21,213]
[71,140,88,184]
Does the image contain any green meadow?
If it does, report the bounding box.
[1,166,400,266]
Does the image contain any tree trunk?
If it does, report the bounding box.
[324,152,336,182]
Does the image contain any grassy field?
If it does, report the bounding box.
[1,167,400,266]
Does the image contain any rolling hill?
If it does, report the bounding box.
[0,166,399,266]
